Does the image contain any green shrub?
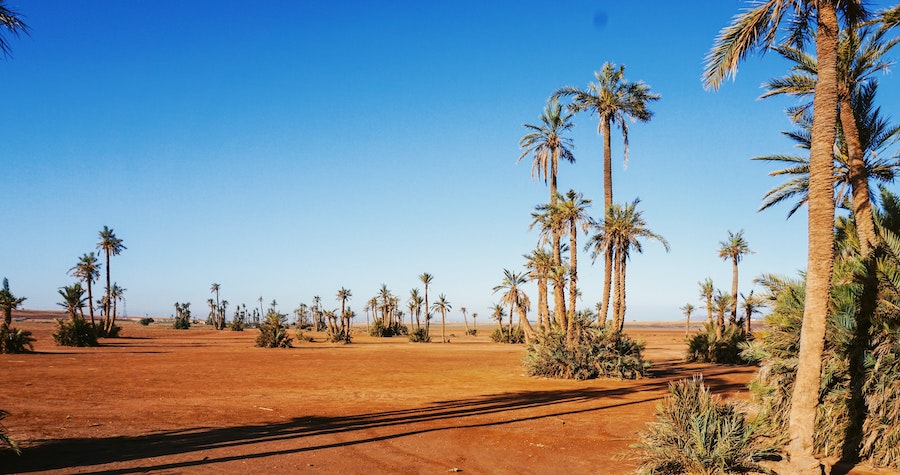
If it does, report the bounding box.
[633,376,777,474]
[686,322,752,364]
[0,409,20,455]
[0,325,35,353]
[255,311,293,348]
[229,318,245,331]
[295,328,314,342]
[96,324,121,338]
[368,320,408,337]
[326,327,352,343]
[138,317,154,326]
[52,317,99,347]
[408,327,431,343]
[523,326,649,380]
[490,326,524,344]
[858,326,900,468]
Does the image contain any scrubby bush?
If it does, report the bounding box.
[466,328,477,336]
[326,327,352,343]
[138,317,154,326]
[633,376,777,474]
[368,319,407,337]
[295,328,314,343]
[523,326,649,380]
[96,324,121,338]
[686,322,752,364]
[490,326,524,344]
[0,325,35,353]
[229,318,245,331]
[0,409,20,455]
[408,327,431,343]
[52,317,98,347]
[256,311,293,348]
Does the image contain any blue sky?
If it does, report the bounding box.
[2,1,899,322]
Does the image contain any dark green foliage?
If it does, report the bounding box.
[138,317,154,326]
[523,326,649,380]
[407,327,431,343]
[859,326,900,467]
[229,318,245,331]
[0,325,34,353]
[0,409,20,455]
[686,322,752,364]
[633,376,777,474]
[326,327,351,343]
[368,319,407,337]
[255,311,293,348]
[172,302,191,330]
[52,317,98,347]
[490,326,524,344]
[95,324,121,338]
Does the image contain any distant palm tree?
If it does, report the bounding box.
[530,204,567,325]
[219,299,228,329]
[258,296,264,320]
[594,301,605,328]
[459,306,470,335]
[0,1,28,59]
[713,289,733,339]
[704,2,868,469]
[210,283,221,329]
[699,278,715,324]
[110,283,125,328]
[472,312,478,333]
[523,247,553,330]
[419,273,434,335]
[69,253,100,327]
[432,294,452,343]
[718,230,753,325]
[490,304,506,333]
[0,277,26,327]
[680,303,695,337]
[493,269,533,343]
[554,190,592,330]
[740,291,764,334]
[97,226,126,330]
[57,283,86,320]
[337,287,351,332]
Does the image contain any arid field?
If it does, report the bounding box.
[0,312,892,475]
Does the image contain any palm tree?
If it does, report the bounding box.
[760,27,899,256]
[493,269,533,343]
[713,290,733,339]
[553,62,660,327]
[0,277,26,327]
[740,291,764,334]
[337,287,351,332]
[459,306,470,335]
[594,301,605,328]
[699,278,715,324]
[57,283,86,320]
[554,190,592,329]
[530,203,567,325]
[431,294,451,343]
[68,253,100,327]
[219,299,228,329]
[680,303,695,337]
[0,1,28,59]
[704,2,868,469]
[718,230,753,325]
[490,303,506,333]
[97,226,126,331]
[472,312,478,333]
[207,298,216,326]
[110,283,125,329]
[523,247,553,330]
[419,273,434,335]
[591,199,669,333]
[258,296,264,320]
[210,283,221,329]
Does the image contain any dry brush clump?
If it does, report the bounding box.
[686,322,752,365]
[523,323,648,380]
[255,311,293,348]
[632,376,778,474]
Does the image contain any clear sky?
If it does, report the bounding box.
[2,1,899,322]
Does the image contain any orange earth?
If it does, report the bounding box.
[0,311,894,475]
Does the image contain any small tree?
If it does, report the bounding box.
[256,310,293,348]
[173,302,192,329]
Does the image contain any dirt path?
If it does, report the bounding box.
[0,318,884,474]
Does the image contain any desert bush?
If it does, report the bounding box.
[138,317,154,326]
[523,326,649,380]
[0,325,35,353]
[408,327,431,343]
[686,322,752,364]
[295,328,314,342]
[52,317,98,347]
[490,326,524,344]
[229,318,245,331]
[256,311,293,348]
[633,376,777,474]
[368,320,407,337]
[466,328,477,336]
[96,324,121,338]
[0,409,20,455]
[326,327,352,343]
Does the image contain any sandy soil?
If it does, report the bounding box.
[0,312,893,474]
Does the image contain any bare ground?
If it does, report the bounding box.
[0,312,894,474]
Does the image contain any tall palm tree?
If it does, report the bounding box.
[530,204,567,325]
[0,1,28,59]
[337,287,351,332]
[553,62,660,327]
[713,290,733,339]
[110,283,125,330]
[591,199,669,333]
[432,294,451,343]
[760,26,899,256]
[493,269,533,342]
[419,273,433,335]
[210,283,221,329]
[554,190,592,332]
[704,2,868,469]
[69,253,100,327]
[523,247,553,330]
[718,229,753,325]
[699,278,715,324]
[680,303,695,337]
[459,306,470,334]
[96,226,125,331]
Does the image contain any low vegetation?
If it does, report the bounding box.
[685,322,751,365]
[523,324,649,380]
[256,311,293,348]
[0,409,20,456]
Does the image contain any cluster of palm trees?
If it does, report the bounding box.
[63,226,126,338]
[514,62,667,344]
[704,2,900,471]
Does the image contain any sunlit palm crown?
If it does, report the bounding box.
[518,97,575,185]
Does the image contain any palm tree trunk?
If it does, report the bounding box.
[567,222,578,344]
[730,258,739,325]
[786,5,839,472]
[552,246,566,328]
[840,96,877,257]
[519,305,534,344]
[599,247,613,327]
[685,311,690,337]
[86,280,95,328]
[539,277,549,330]
[104,249,111,331]
[617,257,627,333]
[441,309,446,343]
[706,296,713,323]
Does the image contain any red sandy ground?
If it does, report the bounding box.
[0,311,894,474]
